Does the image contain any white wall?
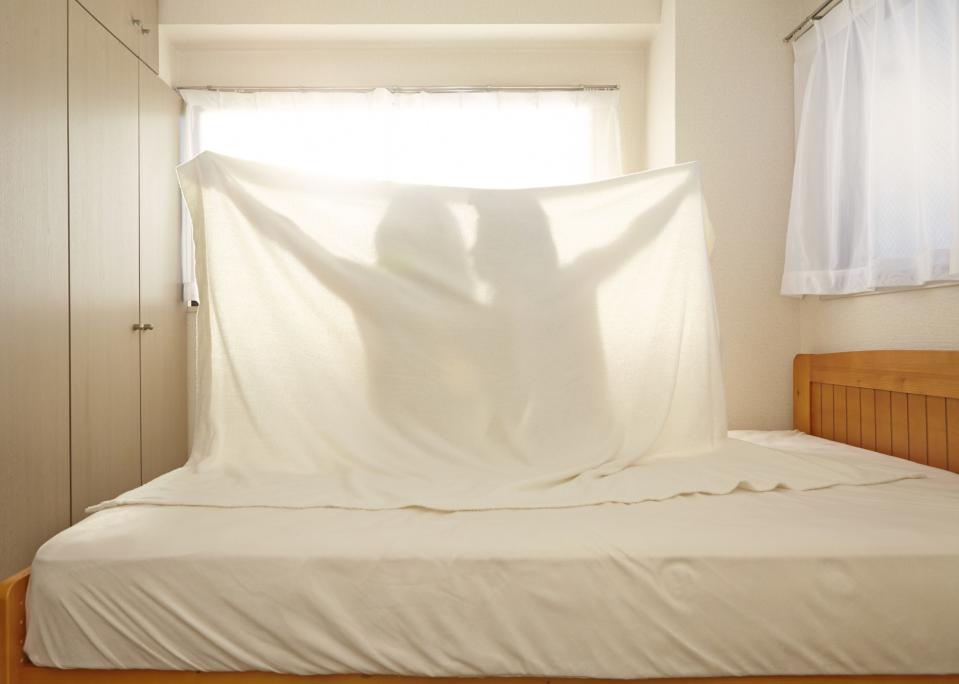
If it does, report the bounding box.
[644,0,674,169]
[800,286,959,353]
[654,0,814,429]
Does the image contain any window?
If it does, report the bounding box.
[782,0,959,296]
[180,87,622,302]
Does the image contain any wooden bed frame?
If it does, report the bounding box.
[793,351,959,471]
[4,350,959,683]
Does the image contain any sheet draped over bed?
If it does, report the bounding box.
[30,433,959,676]
[93,152,915,513]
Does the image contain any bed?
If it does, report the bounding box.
[3,350,959,683]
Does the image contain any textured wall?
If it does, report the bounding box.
[668,0,813,428]
[800,286,959,354]
[644,0,674,169]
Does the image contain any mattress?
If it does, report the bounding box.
[25,430,959,678]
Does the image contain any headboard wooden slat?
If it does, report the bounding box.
[891,392,909,459]
[928,397,948,469]
[794,351,959,473]
[809,382,822,436]
[835,386,848,443]
[907,394,927,463]
[949,398,959,467]
[875,389,892,454]
[860,388,876,451]
[821,383,835,439]
[846,388,862,447]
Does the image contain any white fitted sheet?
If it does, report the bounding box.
[25,431,959,677]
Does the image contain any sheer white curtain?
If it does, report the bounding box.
[782,0,959,296]
[179,87,622,302]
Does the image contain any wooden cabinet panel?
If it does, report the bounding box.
[139,63,188,483]
[75,0,158,72]
[69,0,142,522]
[75,0,140,56]
[0,0,70,578]
[137,0,159,73]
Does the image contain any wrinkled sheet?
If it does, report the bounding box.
[102,152,913,513]
[27,432,959,676]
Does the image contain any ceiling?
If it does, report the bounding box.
[160,0,663,50]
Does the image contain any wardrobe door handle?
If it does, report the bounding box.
[131,17,142,26]
[142,323,155,331]
[141,27,151,35]
[132,323,144,331]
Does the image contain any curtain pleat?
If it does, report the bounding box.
[782,0,959,296]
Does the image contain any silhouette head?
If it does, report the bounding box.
[471,193,559,295]
[374,189,472,293]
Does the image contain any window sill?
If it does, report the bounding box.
[816,280,959,301]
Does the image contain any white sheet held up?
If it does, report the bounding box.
[94,152,915,513]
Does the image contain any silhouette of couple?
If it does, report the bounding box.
[238,182,687,465]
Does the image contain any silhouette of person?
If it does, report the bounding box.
[470,193,615,466]
[235,183,489,455]
[226,166,693,474]
[469,178,692,471]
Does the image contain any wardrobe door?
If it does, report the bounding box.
[69,0,141,521]
[136,0,159,73]
[75,0,141,58]
[0,0,70,578]
[139,63,188,483]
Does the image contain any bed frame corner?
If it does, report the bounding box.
[1,568,29,684]
[793,353,812,433]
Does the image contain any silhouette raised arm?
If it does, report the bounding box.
[567,171,696,288]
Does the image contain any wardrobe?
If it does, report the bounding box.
[0,0,186,577]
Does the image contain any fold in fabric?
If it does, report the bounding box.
[93,152,917,513]
[89,437,919,513]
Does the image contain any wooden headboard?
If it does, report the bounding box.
[794,350,959,472]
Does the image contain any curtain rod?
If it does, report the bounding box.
[783,0,844,43]
[176,84,619,94]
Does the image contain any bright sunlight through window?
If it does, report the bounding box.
[184,88,622,189]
